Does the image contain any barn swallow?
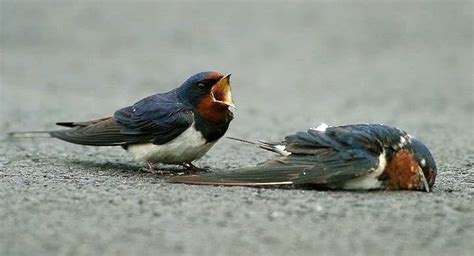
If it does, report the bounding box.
[170,124,437,192]
[9,71,235,170]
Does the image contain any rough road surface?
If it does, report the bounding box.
[1,1,473,256]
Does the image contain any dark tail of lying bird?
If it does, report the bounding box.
[226,136,289,156]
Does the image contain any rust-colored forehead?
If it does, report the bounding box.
[205,72,224,81]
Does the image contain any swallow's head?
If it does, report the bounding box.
[408,138,437,192]
[180,71,234,123]
[385,138,437,192]
[180,71,234,108]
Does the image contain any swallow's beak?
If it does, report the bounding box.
[211,74,235,108]
[418,167,431,193]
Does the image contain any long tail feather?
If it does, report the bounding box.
[169,165,304,186]
[7,131,52,138]
[226,136,289,156]
[226,136,259,145]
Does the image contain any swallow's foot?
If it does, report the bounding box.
[182,163,209,173]
[142,161,172,175]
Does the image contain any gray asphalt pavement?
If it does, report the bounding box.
[1,1,473,256]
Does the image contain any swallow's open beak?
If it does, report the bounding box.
[211,74,235,108]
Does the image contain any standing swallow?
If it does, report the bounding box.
[170,124,437,192]
[10,71,235,170]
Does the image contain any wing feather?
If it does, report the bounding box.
[51,93,194,146]
[170,124,395,188]
[169,148,380,187]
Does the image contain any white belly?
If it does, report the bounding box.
[127,126,215,164]
[342,152,386,190]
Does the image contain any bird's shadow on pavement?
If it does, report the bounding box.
[68,159,195,178]
[59,160,449,193]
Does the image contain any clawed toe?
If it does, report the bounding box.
[182,163,209,173]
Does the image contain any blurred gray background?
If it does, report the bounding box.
[1,1,473,256]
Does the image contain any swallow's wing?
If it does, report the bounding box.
[169,148,379,186]
[50,93,194,146]
[170,126,383,187]
[50,117,134,146]
[114,94,194,145]
[283,124,386,154]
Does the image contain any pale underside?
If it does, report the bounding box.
[127,124,215,164]
[341,152,386,190]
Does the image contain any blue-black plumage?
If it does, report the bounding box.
[19,71,235,170]
[170,124,437,192]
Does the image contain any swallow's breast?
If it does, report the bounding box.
[382,149,423,190]
[127,124,215,164]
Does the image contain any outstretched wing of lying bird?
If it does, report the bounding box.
[169,124,437,192]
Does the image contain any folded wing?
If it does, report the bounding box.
[50,93,194,146]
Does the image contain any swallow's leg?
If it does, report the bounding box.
[146,160,155,170]
[182,163,209,173]
[143,161,172,175]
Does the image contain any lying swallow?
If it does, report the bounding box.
[170,124,437,192]
[10,71,235,170]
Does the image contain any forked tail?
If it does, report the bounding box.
[226,136,290,156]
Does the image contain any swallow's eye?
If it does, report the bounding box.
[197,83,206,89]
